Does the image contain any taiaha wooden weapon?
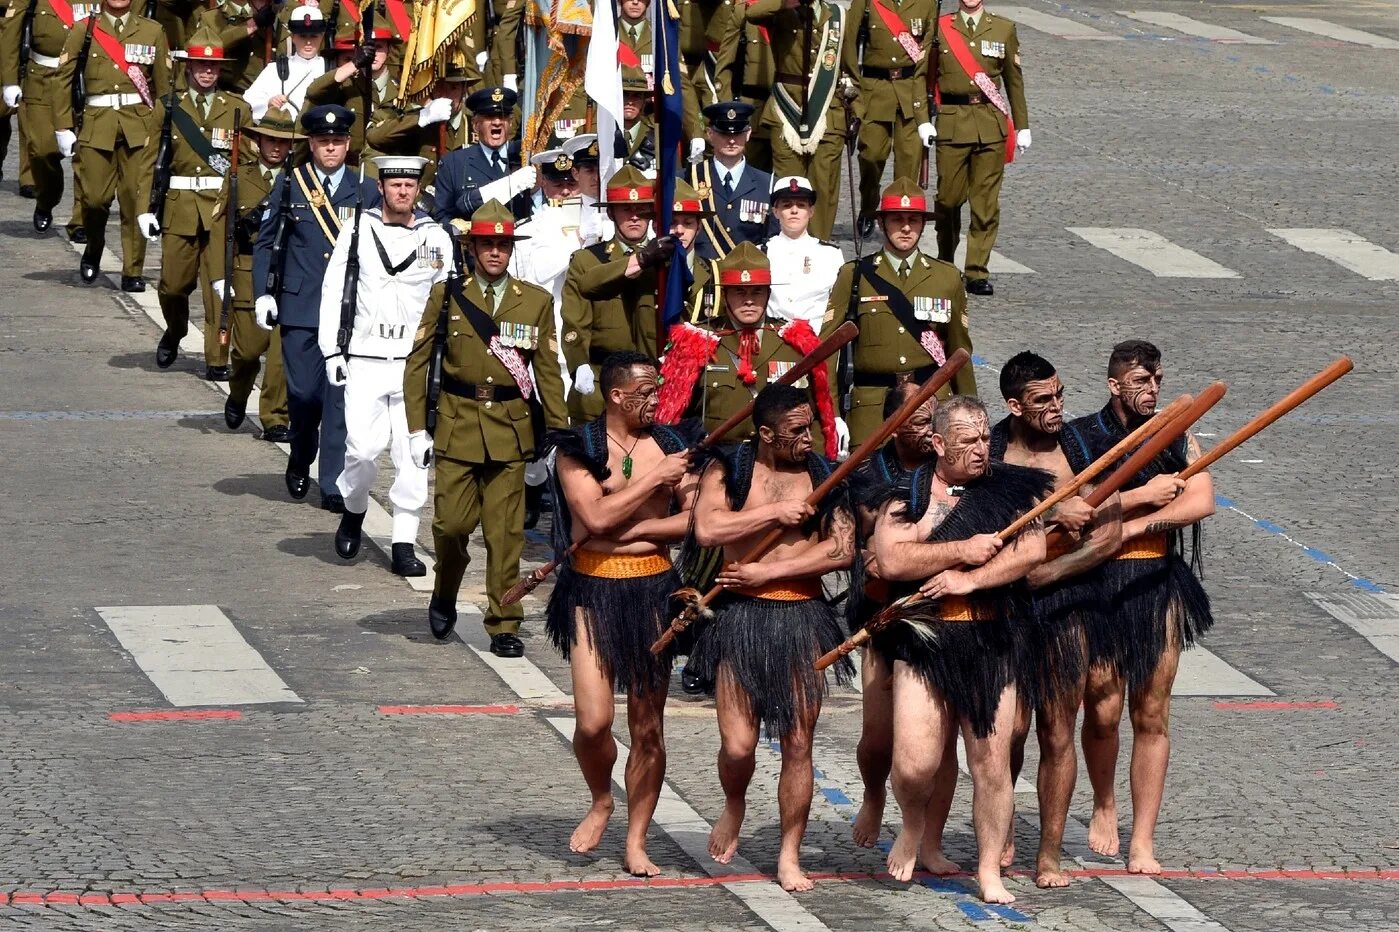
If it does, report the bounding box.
[651,348,971,656]
[500,321,861,606]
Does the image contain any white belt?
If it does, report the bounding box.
[87,93,145,108]
[29,51,61,69]
[169,175,222,191]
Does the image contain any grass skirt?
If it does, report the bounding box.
[546,563,681,696]
[1089,554,1213,690]
[883,611,1019,739]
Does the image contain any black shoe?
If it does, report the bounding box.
[261,425,291,443]
[428,595,458,640]
[681,664,710,695]
[321,493,345,514]
[857,213,876,241]
[69,228,87,244]
[121,275,145,293]
[18,185,35,199]
[489,632,525,658]
[965,277,994,296]
[391,543,427,577]
[523,483,543,530]
[224,396,247,429]
[284,463,309,500]
[79,248,100,284]
[335,509,366,559]
[205,365,229,382]
[154,331,179,368]
[32,208,52,233]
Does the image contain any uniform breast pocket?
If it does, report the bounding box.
[857,305,893,346]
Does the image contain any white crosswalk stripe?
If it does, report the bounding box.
[1068,227,1241,278]
[1116,11,1276,44]
[1266,228,1399,281]
[1173,647,1274,697]
[1260,17,1399,50]
[1306,592,1399,664]
[953,241,1037,274]
[998,6,1123,40]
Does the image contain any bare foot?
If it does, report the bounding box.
[978,872,1016,905]
[1035,854,1071,889]
[1000,838,1016,869]
[852,795,885,848]
[708,801,744,864]
[623,844,662,878]
[885,828,921,882]
[919,849,962,875]
[1127,842,1162,875]
[777,858,815,892]
[1087,803,1119,857]
[568,798,614,853]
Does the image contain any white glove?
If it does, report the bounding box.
[56,129,76,158]
[687,138,705,164]
[478,164,537,203]
[503,73,518,92]
[409,430,432,468]
[917,121,937,147]
[417,97,453,127]
[835,416,851,458]
[2,86,20,109]
[212,279,232,301]
[137,212,161,241]
[325,356,348,387]
[1016,128,1032,155]
[475,50,488,69]
[254,294,278,330]
[572,364,595,395]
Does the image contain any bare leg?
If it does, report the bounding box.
[887,661,953,882]
[1002,697,1032,868]
[962,686,1019,905]
[919,726,961,875]
[1035,673,1086,888]
[775,696,822,892]
[853,647,893,848]
[622,685,668,876]
[1081,663,1125,857]
[568,613,617,853]
[710,672,758,865]
[1127,637,1181,875]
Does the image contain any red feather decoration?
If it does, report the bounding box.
[656,322,720,424]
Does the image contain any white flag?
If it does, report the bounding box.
[584,0,624,196]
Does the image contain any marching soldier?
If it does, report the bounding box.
[210,105,296,442]
[710,0,775,172]
[52,0,172,288]
[144,26,250,376]
[192,0,278,93]
[403,200,568,655]
[688,100,773,262]
[433,85,535,224]
[843,0,936,236]
[678,0,723,144]
[252,103,380,512]
[765,175,842,327]
[616,67,655,171]
[824,178,975,445]
[932,0,1028,296]
[305,15,401,168]
[480,0,522,90]
[364,60,474,187]
[559,165,671,423]
[242,5,326,121]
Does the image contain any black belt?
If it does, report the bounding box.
[939,92,987,105]
[741,84,770,102]
[441,373,523,402]
[589,347,619,366]
[854,364,938,389]
[862,65,915,81]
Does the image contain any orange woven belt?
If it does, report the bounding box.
[735,580,823,601]
[573,549,673,579]
[1115,533,1168,560]
[938,594,977,622]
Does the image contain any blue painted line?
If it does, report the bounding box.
[1213,495,1388,593]
[957,901,994,920]
[821,787,852,806]
[1319,85,1335,95]
[987,904,1033,922]
[1352,579,1385,593]
[1301,547,1334,564]
[1255,519,1285,534]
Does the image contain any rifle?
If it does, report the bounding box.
[835,255,862,421]
[335,164,368,358]
[426,226,461,437]
[652,348,971,656]
[839,81,861,257]
[920,0,942,188]
[71,12,98,136]
[264,147,296,299]
[501,321,861,607]
[218,110,243,348]
[799,0,814,133]
[18,0,38,84]
[143,0,156,20]
[148,90,178,227]
[327,0,341,41]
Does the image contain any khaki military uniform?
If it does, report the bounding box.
[710,0,773,170]
[194,2,274,93]
[481,0,522,87]
[823,248,976,442]
[843,0,936,219]
[932,9,1026,284]
[1,0,83,219]
[0,0,35,188]
[365,105,469,188]
[148,0,201,51]
[208,156,290,429]
[404,272,568,635]
[684,254,717,323]
[678,0,721,139]
[54,10,173,277]
[559,237,658,422]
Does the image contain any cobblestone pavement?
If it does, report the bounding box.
[1,0,1396,927]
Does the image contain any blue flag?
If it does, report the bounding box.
[654,0,690,329]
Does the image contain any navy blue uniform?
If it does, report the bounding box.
[432,142,533,224]
[689,157,776,261]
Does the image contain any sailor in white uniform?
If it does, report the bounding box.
[763,175,844,328]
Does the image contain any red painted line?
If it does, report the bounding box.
[109,710,243,722]
[1212,700,1338,710]
[377,704,521,716]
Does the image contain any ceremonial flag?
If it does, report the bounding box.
[397,0,477,104]
[584,0,624,188]
[653,0,688,329]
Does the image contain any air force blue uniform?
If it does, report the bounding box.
[690,157,776,261]
[432,141,532,224]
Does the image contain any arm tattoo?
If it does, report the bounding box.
[825,508,855,561]
[1145,518,1192,534]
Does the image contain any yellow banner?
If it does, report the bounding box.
[398,0,477,104]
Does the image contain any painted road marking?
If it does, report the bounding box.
[952,242,1037,275]
[1218,496,1386,593]
[1172,647,1274,697]
[1068,228,1241,278]
[997,6,1123,40]
[109,709,243,722]
[1116,11,1275,44]
[1306,591,1399,664]
[1212,700,1337,711]
[378,704,521,715]
[1267,228,1399,281]
[1260,17,1399,50]
[95,605,302,706]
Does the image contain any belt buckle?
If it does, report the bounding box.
[893,371,916,385]
[474,384,495,402]
[969,92,984,104]
[891,67,905,80]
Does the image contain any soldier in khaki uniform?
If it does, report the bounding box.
[192,0,278,93]
[304,16,400,169]
[843,0,937,232]
[53,0,172,287]
[481,0,522,90]
[209,106,295,441]
[709,0,774,171]
[559,165,673,423]
[364,60,474,189]
[616,67,654,169]
[677,0,721,143]
[824,178,975,444]
[403,201,568,656]
[143,27,250,374]
[932,0,1028,296]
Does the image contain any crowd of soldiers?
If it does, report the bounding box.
[1,0,1223,907]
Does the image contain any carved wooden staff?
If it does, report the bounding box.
[815,384,1228,671]
[500,321,860,606]
[650,348,971,656]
